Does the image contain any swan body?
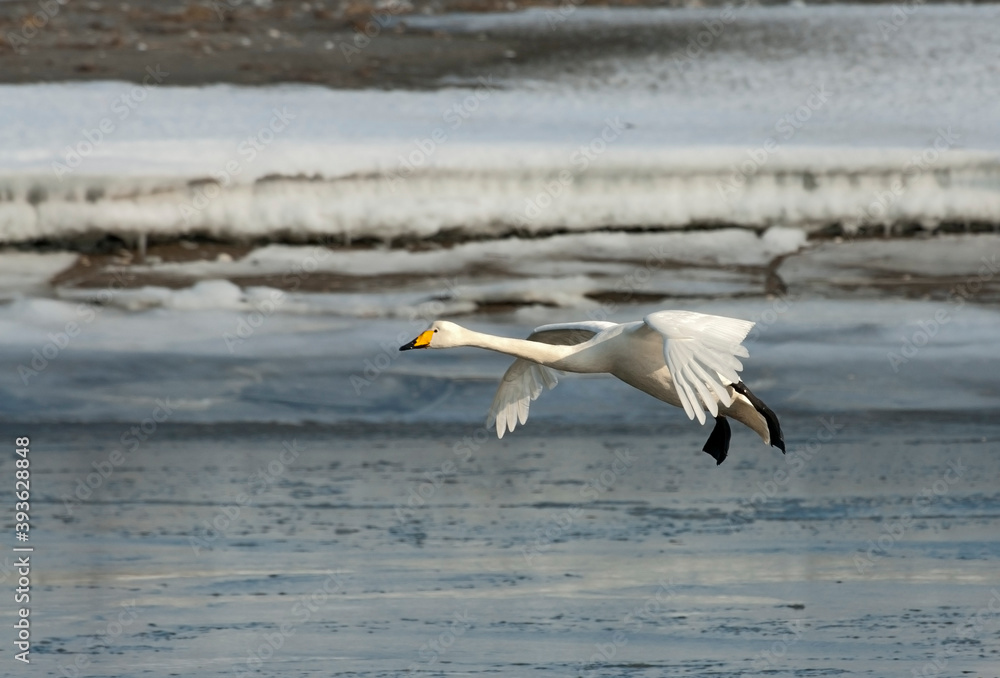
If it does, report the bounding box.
[399,310,784,465]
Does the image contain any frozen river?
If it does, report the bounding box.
[24,414,1000,677]
[3,294,999,676]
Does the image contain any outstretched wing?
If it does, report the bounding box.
[642,311,755,425]
[487,321,616,438]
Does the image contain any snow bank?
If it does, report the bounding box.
[2,150,997,245]
[1,4,998,244]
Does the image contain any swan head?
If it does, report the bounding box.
[399,320,466,351]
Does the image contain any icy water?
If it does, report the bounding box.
[3,297,999,676]
[25,415,1000,677]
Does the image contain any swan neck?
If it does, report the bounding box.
[462,329,571,366]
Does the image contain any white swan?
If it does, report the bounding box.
[399,310,784,465]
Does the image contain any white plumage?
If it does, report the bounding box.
[400,310,783,464]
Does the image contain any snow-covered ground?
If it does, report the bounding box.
[2,4,999,244]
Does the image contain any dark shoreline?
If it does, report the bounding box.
[11,218,1000,258]
[14,227,1000,310]
[3,0,998,90]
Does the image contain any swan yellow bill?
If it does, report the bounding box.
[399,329,434,351]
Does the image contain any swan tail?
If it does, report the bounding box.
[729,381,785,453]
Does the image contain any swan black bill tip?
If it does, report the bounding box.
[399,329,434,351]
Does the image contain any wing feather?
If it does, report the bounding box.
[486,321,616,438]
[682,361,719,419]
[685,355,733,405]
[517,388,530,425]
[644,311,755,425]
[672,364,700,421]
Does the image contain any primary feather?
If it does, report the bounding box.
[643,311,755,425]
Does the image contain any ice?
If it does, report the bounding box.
[24,396,1000,678]
[2,145,996,245]
[0,250,76,298]
[127,228,804,278]
[782,234,1000,278]
[1,293,997,424]
[1,5,999,245]
[4,241,999,678]
[779,234,1000,299]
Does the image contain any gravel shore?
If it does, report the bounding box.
[0,0,969,89]
[1,0,685,88]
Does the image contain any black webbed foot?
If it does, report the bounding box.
[702,416,732,465]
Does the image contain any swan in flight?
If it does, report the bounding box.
[399,310,784,465]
